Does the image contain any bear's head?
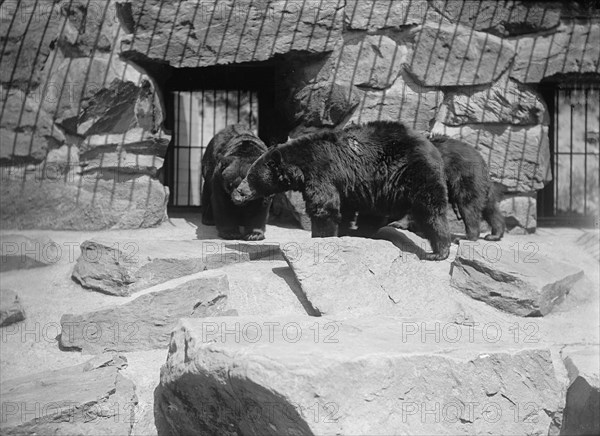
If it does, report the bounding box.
[231,147,303,205]
[218,156,253,195]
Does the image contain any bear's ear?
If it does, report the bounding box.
[270,148,283,165]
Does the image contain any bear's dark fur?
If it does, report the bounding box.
[390,134,505,241]
[232,121,451,260]
[201,124,271,240]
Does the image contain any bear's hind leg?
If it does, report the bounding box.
[459,204,482,241]
[482,197,505,241]
[412,205,450,261]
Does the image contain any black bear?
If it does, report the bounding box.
[232,121,451,261]
[201,124,271,240]
[390,134,505,241]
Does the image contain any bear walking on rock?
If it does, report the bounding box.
[232,121,451,261]
[201,124,271,240]
[390,134,505,242]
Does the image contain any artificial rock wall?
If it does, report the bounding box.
[1,0,599,230]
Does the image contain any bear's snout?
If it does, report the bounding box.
[231,179,255,205]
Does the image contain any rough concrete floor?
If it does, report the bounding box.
[1,214,598,435]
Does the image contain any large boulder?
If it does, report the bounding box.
[451,240,585,316]
[0,90,65,164]
[119,0,344,67]
[408,23,516,87]
[71,239,280,296]
[0,354,137,435]
[510,22,600,83]
[430,123,552,193]
[60,275,232,353]
[347,71,443,133]
[561,346,600,436]
[157,316,566,435]
[0,175,168,230]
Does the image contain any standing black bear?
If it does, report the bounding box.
[390,134,505,241]
[232,121,451,261]
[201,124,271,240]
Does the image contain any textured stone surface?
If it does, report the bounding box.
[332,35,408,90]
[451,240,585,316]
[409,23,516,87]
[0,175,168,230]
[348,71,442,132]
[41,57,121,123]
[60,275,231,353]
[500,194,537,234]
[561,346,600,436]
[510,22,600,83]
[0,289,25,327]
[345,0,435,30]
[72,239,280,296]
[430,1,562,36]
[0,355,137,435]
[281,236,468,319]
[158,316,566,435]
[0,1,64,88]
[0,90,65,164]
[0,234,59,271]
[438,76,548,126]
[120,0,344,67]
[430,123,552,193]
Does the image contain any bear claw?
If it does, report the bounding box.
[244,231,265,241]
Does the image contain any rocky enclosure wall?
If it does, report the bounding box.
[1,0,598,230]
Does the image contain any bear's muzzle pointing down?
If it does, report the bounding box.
[231,179,255,205]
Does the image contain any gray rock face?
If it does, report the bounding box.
[348,71,442,133]
[0,289,25,327]
[500,194,537,234]
[561,346,600,436]
[72,240,280,296]
[281,236,464,320]
[0,175,168,230]
[510,23,600,83]
[0,235,59,271]
[0,354,137,435]
[120,0,344,67]
[408,23,516,87]
[430,123,552,193]
[451,240,585,316]
[0,90,65,164]
[345,0,433,30]
[158,316,566,436]
[294,81,360,128]
[438,76,548,126]
[429,1,562,36]
[60,275,231,354]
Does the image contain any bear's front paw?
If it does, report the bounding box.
[218,230,243,240]
[244,230,265,241]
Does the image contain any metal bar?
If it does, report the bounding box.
[200,89,204,207]
[555,89,559,216]
[584,88,588,215]
[569,91,574,213]
[188,91,193,206]
[174,92,180,205]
